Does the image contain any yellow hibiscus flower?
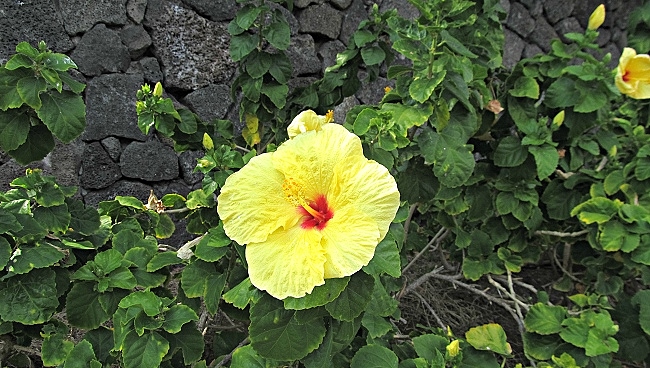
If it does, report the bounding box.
[615,47,650,99]
[217,115,400,299]
[287,109,334,138]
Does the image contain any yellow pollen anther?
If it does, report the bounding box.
[325,110,334,123]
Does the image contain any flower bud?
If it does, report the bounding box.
[588,4,605,31]
[153,82,163,97]
[202,133,214,151]
[446,340,460,357]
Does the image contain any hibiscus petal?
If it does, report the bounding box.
[330,159,400,241]
[246,226,326,299]
[273,124,366,199]
[320,206,381,279]
[217,153,301,245]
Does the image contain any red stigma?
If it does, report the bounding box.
[299,195,333,230]
[623,70,631,82]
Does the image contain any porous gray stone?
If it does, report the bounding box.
[0,0,73,63]
[178,150,204,185]
[334,95,359,124]
[47,139,85,188]
[145,0,235,90]
[268,2,300,36]
[120,24,152,59]
[139,57,165,83]
[330,0,353,10]
[530,17,558,52]
[121,141,179,181]
[181,0,238,21]
[127,0,148,23]
[573,0,609,29]
[380,0,419,20]
[71,24,131,76]
[523,43,544,59]
[503,29,525,69]
[298,4,343,40]
[287,34,321,76]
[506,3,535,38]
[100,137,123,161]
[520,0,543,18]
[543,0,574,24]
[356,74,391,105]
[556,17,583,40]
[59,0,128,35]
[294,0,324,8]
[339,0,367,45]
[83,180,153,208]
[80,142,122,189]
[83,73,147,141]
[182,84,232,123]
[319,40,346,72]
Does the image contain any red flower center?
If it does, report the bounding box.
[623,70,631,82]
[299,194,333,230]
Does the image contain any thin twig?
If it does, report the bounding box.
[163,207,191,214]
[402,228,448,274]
[235,145,251,153]
[402,203,419,247]
[212,337,250,368]
[493,275,538,295]
[413,291,446,329]
[486,275,530,311]
[534,229,589,237]
[552,245,582,283]
[12,344,41,356]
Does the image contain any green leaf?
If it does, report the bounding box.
[284,277,350,310]
[181,260,214,298]
[350,345,398,368]
[205,272,227,315]
[9,241,64,274]
[15,41,39,58]
[0,268,58,324]
[119,290,163,317]
[268,52,292,84]
[42,333,74,366]
[632,290,650,335]
[409,71,445,103]
[163,323,205,365]
[235,5,264,30]
[43,53,77,71]
[522,332,560,360]
[361,45,386,66]
[249,294,326,360]
[260,83,288,109]
[353,30,375,47]
[5,53,33,70]
[465,323,511,355]
[598,220,628,251]
[58,72,86,94]
[67,199,100,235]
[325,272,375,321]
[545,77,580,108]
[382,103,432,130]
[122,331,170,368]
[0,84,24,110]
[246,50,272,79]
[65,282,111,329]
[524,303,566,335]
[363,235,401,277]
[17,75,46,109]
[0,108,30,151]
[509,76,539,99]
[195,225,231,262]
[0,237,11,269]
[63,340,99,368]
[163,305,199,334]
[147,251,180,272]
[223,278,260,309]
[570,197,621,225]
[493,136,528,167]
[33,204,70,233]
[230,33,258,62]
[154,213,175,239]
[231,345,276,367]
[412,334,448,363]
[528,144,558,180]
[37,91,85,143]
[440,30,477,58]
[361,312,392,338]
[265,14,291,50]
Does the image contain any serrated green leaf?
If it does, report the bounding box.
[265,14,290,50]
[0,237,11,269]
[67,199,100,235]
[493,136,528,167]
[37,91,85,143]
[0,108,30,151]
[0,268,58,324]
[163,323,205,365]
[382,103,432,130]
[10,240,65,274]
[162,305,199,334]
[42,333,74,366]
[440,30,477,58]
[249,294,326,360]
[65,282,111,329]
[409,71,445,103]
[524,303,566,335]
[57,72,85,94]
[62,340,99,368]
[284,277,350,310]
[363,236,400,277]
[154,213,175,239]
[231,345,277,367]
[465,323,511,355]
[5,53,33,70]
[122,331,170,368]
[43,53,77,71]
[7,123,55,164]
[223,278,260,309]
[412,334,448,363]
[350,344,398,368]
[15,41,39,59]
[361,45,386,66]
[230,33,258,62]
[0,84,23,110]
[510,76,539,99]
[181,260,214,298]
[522,332,560,360]
[205,272,227,315]
[361,312,392,338]
[33,204,70,233]
[17,75,46,109]
[324,272,374,321]
[260,83,288,109]
[570,197,621,225]
[528,144,558,180]
[147,251,180,272]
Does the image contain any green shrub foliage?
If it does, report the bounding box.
[1,0,649,367]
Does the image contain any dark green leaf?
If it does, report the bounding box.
[122,331,170,368]
[524,303,566,335]
[37,91,85,143]
[249,294,326,360]
[62,340,99,368]
[350,345,398,368]
[324,272,374,321]
[465,323,511,355]
[17,75,46,109]
[0,108,30,151]
[265,14,291,50]
[361,45,386,66]
[163,323,205,365]
[5,54,33,70]
[33,204,70,233]
[0,268,58,324]
[65,282,112,329]
[230,33,258,62]
[43,53,77,71]
[10,240,64,274]
[284,277,350,310]
[163,305,199,333]
[0,84,23,110]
